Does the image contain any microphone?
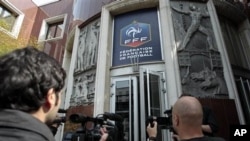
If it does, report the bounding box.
[103,112,124,122]
[69,114,90,123]
[58,109,67,113]
[53,117,66,124]
[69,114,104,124]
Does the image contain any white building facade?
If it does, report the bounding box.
[62,0,250,141]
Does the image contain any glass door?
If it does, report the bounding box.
[139,69,166,141]
[110,69,167,141]
[235,77,250,124]
[110,77,138,141]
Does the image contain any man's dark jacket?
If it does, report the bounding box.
[0,109,55,141]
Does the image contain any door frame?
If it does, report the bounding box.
[110,67,168,141]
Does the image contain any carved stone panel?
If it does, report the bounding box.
[171,1,228,98]
[74,19,100,73]
[70,72,96,107]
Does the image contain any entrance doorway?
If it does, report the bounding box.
[110,69,168,141]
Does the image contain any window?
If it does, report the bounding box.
[235,75,250,124]
[32,0,61,6]
[39,14,67,41]
[46,21,63,39]
[0,5,17,31]
[219,16,250,69]
[0,1,24,38]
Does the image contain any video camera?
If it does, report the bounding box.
[48,109,67,135]
[69,112,125,141]
[52,108,67,124]
[52,116,67,124]
[146,107,175,132]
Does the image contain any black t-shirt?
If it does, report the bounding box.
[202,106,219,136]
[181,136,226,141]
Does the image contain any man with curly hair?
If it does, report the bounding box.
[0,47,66,141]
[0,47,109,141]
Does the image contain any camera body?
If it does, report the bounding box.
[48,109,67,136]
[70,125,103,141]
[71,124,120,141]
[146,107,175,132]
[69,113,124,141]
[146,116,173,131]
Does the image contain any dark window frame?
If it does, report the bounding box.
[45,21,64,40]
[0,4,17,31]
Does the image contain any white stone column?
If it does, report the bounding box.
[160,0,182,106]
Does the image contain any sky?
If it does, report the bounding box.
[32,0,60,6]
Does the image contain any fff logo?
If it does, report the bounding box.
[120,21,151,47]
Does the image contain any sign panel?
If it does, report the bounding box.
[113,8,162,66]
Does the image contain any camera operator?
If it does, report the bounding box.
[179,93,219,137]
[0,47,66,141]
[0,47,109,141]
[201,106,218,136]
[146,96,225,141]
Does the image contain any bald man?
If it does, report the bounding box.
[147,96,225,141]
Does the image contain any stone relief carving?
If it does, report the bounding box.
[172,4,216,51]
[178,52,228,98]
[75,19,100,73]
[171,1,228,98]
[71,19,99,107]
[190,67,226,95]
[70,73,95,107]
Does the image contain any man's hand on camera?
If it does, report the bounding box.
[147,121,157,139]
[99,127,108,141]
